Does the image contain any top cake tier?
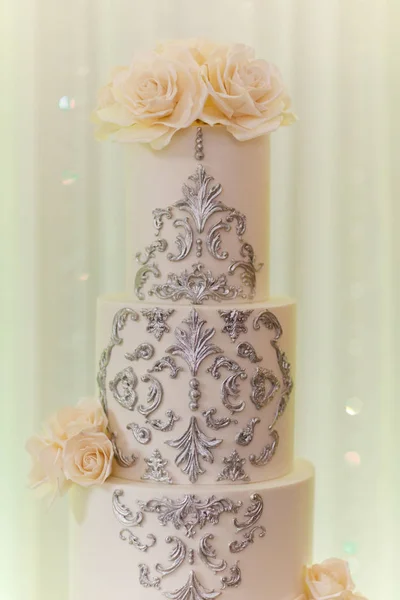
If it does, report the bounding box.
[126,126,271,304]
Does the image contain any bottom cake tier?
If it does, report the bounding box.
[69,459,314,600]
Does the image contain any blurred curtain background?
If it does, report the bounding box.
[2,0,400,598]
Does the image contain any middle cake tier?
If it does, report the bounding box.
[97,296,296,484]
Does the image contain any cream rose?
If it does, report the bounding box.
[94,50,207,149]
[47,397,108,442]
[26,434,69,501]
[305,559,367,600]
[157,38,222,66]
[63,431,113,487]
[201,43,296,141]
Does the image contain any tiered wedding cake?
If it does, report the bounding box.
[27,40,367,600]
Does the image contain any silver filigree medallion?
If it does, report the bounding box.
[218,309,253,342]
[217,450,249,482]
[141,307,175,341]
[109,366,138,411]
[141,449,173,484]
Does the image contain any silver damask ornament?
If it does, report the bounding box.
[141,449,173,484]
[202,408,238,430]
[146,409,180,432]
[166,417,222,483]
[155,536,187,577]
[228,242,263,298]
[138,495,241,538]
[109,366,138,411]
[127,422,152,445]
[135,239,168,265]
[218,309,253,343]
[135,263,161,300]
[167,217,194,262]
[249,430,279,466]
[141,307,175,341]
[112,489,143,527]
[125,343,155,362]
[229,526,266,554]
[110,432,137,468]
[221,562,242,589]
[217,450,249,482]
[233,493,263,532]
[148,356,182,379]
[97,307,138,415]
[250,367,280,410]
[236,341,262,363]
[120,530,157,552]
[137,373,163,416]
[206,220,230,260]
[153,207,173,236]
[235,417,260,446]
[207,356,247,414]
[199,534,227,573]
[164,571,220,600]
[138,564,161,589]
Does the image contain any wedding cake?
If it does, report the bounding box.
[27,40,368,600]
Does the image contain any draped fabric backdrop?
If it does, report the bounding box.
[2,0,400,598]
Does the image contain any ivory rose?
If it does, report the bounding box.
[200,43,296,141]
[47,397,108,442]
[305,559,368,600]
[26,434,69,501]
[63,431,113,487]
[157,38,221,66]
[94,50,207,149]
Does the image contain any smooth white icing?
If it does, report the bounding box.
[70,460,314,600]
[97,295,296,485]
[125,126,270,303]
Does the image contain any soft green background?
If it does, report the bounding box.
[1,0,400,598]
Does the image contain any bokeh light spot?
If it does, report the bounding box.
[59,96,75,110]
[344,451,361,466]
[345,397,363,416]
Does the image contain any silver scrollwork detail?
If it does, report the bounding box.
[136,239,168,265]
[221,562,242,589]
[249,430,280,466]
[120,530,157,552]
[150,263,244,304]
[217,450,249,482]
[135,263,161,300]
[207,356,247,414]
[166,417,222,483]
[138,564,161,589]
[109,366,138,411]
[218,309,253,343]
[233,493,263,532]
[167,217,194,262]
[112,489,143,527]
[97,307,138,415]
[141,307,175,341]
[164,571,220,600]
[125,343,155,362]
[155,536,187,577]
[236,341,262,363]
[235,417,260,446]
[141,449,173,484]
[111,432,137,468]
[229,243,263,298]
[148,356,182,379]
[206,220,230,260]
[229,526,266,553]
[199,534,227,572]
[127,422,152,445]
[138,495,242,538]
[153,207,173,236]
[202,408,238,430]
[137,373,163,416]
[250,367,280,410]
[146,409,180,432]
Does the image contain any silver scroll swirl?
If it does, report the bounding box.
[206,220,230,260]
[97,307,138,415]
[120,529,157,552]
[164,571,220,600]
[236,341,262,363]
[235,417,260,446]
[138,494,242,538]
[229,242,263,298]
[199,534,227,572]
[233,493,263,532]
[135,263,161,300]
[136,239,168,265]
[112,489,143,527]
[125,343,155,362]
[207,356,247,414]
[149,263,244,305]
[202,408,238,430]
[155,536,187,577]
[138,564,161,589]
[141,449,173,484]
[249,430,280,466]
[221,562,242,589]
[109,366,138,411]
[127,422,152,444]
[146,409,180,432]
[137,373,163,417]
[153,207,173,236]
[217,450,249,482]
[229,526,266,553]
[166,416,222,483]
[148,356,182,379]
[250,367,280,410]
[167,217,194,262]
[110,432,137,468]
